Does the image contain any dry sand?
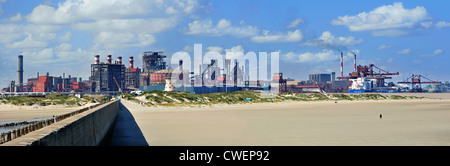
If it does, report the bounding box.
[122,95,450,146]
[0,103,97,122]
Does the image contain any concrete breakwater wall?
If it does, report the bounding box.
[0,100,119,146]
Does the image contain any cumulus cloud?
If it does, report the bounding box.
[377,45,392,50]
[251,29,303,43]
[26,0,151,24]
[9,13,22,22]
[331,2,430,36]
[421,49,443,57]
[396,48,411,55]
[184,19,304,43]
[286,18,304,28]
[184,19,260,38]
[435,21,450,29]
[59,31,72,42]
[23,0,210,49]
[304,31,363,51]
[0,24,23,44]
[283,49,336,63]
[6,32,56,49]
[93,31,156,49]
[71,18,177,33]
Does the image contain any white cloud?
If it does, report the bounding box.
[6,33,56,49]
[0,24,23,44]
[286,18,304,28]
[93,31,156,49]
[420,21,433,28]
[251,29,303,43]
[304,31,363,50]
[184,19,260,38]
[206,46,224,53]
[331,2,430,36]
[396,48,411,55]
[216,19,232,29]
[26,0,151,24]
[421,49,443,57]
[9,13,22,22]
[71,18,177,34]
[4,24,62,49]
[59,31,72,42]
[377,45,392,50]
[165,6,178,14]
[185,18,303,43]
[283,49,336,63]
[433,49,443,55]
[225,45,245,53]
[26,48,54,61]
[435,21,450,29]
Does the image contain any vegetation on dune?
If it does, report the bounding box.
[125,90,427,107]
[0,94,109,106]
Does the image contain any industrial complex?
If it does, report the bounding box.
[1,50,449,95]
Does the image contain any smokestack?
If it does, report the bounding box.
[107,55,112,64]
[340,52,343,77]
[353,53,357,72]
[129,56,134,69]
[95,55,100,64]
[117,56,122,65]
[18,55,23,86]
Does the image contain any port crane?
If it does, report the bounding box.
[397,74,441,92]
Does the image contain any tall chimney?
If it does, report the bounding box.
[18,55,23,86]
[95,55,100,64]
[107,55,112,64]
[353,53,357,72]
[340,52,343,77]
[129,56,134,69]
[117,56,122,65]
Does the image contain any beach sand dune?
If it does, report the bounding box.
[122,98,450,146]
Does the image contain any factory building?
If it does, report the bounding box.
[309,73,331,84]
[142,51,167,72]
[33,75,51,92]
[90,55,125,92]
[124,56,141,90]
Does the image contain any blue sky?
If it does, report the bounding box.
[0,0,449,88]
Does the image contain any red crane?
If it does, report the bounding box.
[337,64,399,87]
[397,74,441,92]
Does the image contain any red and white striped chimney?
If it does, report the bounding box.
[117,56,122,65]
[340,52,343,77]
[129,56,134,69]
[95,55,100,64]
[107,55,112,64]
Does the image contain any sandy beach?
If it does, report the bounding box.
[122,95,450,146]
[0,103,97,122]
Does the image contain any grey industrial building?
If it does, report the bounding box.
[90,55,125,92]
[142,51,167,72]
[309,73,332,84]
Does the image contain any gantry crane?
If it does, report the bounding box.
[397,74,441,92]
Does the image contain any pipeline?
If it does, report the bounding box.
[0,102,105,144]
